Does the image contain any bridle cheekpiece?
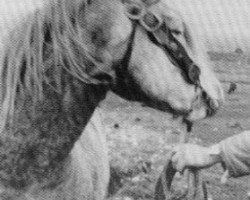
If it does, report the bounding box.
[123,0,201,88]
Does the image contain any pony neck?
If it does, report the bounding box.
[0,76,108,191]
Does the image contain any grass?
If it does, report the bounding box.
[100,52,250,200]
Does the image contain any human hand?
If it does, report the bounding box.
[171,144,221,172]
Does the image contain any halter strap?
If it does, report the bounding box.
[123,0,201,87]
[147,25,201,86]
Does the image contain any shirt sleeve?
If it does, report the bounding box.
[219,131,250,178]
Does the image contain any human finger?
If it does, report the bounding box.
[171,153,186,172]
[221,170,229,184]
[172,144,183,153]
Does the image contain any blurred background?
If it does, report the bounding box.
[166,0,250,52]
[1,0,250,199]
[1,0,250,52]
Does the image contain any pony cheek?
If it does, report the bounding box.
[127,43,196,112]
[128,63,195,112]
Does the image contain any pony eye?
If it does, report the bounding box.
[172,30,182,36]
[91,27,107,47]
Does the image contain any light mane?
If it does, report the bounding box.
[0,0,212,132]
[0,0,106,131]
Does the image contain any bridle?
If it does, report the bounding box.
[115,0,216,120]
[120,0,201,88]
[116,3,215,199]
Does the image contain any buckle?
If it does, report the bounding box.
[124,1,163,32]
[140,11,162,32]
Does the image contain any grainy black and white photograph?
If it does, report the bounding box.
[0,0,249,199]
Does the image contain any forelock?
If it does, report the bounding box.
[0,0,110,131]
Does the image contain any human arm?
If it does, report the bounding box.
[218,131,250,178]
[171,131,250,178]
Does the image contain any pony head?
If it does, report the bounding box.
[82,0,224,121]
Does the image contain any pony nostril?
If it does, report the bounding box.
[201,91,208,100]
[208,99,219,111]
[216,99,224,110]
[201,91,221,116]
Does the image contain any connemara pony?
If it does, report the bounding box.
[0,0,224,199]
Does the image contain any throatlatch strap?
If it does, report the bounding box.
[113,22,138,98]
[120,22,137,72]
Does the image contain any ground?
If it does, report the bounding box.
[99,52,250,200]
